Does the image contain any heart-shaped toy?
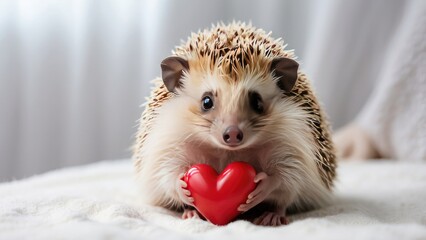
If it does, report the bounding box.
[182,161,256,225]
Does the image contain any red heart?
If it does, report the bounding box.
[183,161,256,225]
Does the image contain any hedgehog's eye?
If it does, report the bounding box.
[201,94,214,111]
[249,91,264,114]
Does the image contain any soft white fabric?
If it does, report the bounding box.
[1,159,425,240]
[356,0,426,160]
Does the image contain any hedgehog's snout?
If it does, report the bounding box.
[222,125,244,146]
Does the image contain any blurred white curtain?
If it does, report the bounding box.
[0,0,413,180]
[304,0,410,126]
[0,0,146,180]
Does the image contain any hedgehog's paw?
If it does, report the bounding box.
[253,211,289,226]
[238,172,279,212]
[177,173,194,206]
[182,209,201,219]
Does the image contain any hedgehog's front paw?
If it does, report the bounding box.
[177,173,194,206]
[238,172,279,212]
[182,208,201,219]
[253,211,289,226]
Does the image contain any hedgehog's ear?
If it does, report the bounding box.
[161,56,189,92]
[270,57,299,93]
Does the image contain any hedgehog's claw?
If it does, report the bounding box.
[253,211,289,226]
[182,209,201,219]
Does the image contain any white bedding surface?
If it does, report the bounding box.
[1,159,425,240]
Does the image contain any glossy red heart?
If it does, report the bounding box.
[183,161,256,225]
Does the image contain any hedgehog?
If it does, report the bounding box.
[133,22,336,226]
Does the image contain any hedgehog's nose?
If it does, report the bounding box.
[223,126,244,145]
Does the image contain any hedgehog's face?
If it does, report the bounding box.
[183,73,278,150]
[160,56,298,150]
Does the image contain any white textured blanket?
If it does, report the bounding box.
[1,160,425,240]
